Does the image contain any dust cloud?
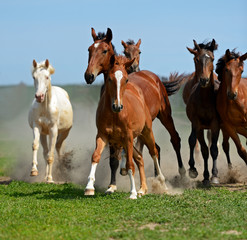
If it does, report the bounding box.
[1,86,247,195]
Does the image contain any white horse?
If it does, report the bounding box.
[28,59,73,183]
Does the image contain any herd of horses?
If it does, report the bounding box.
[28,27,247,199]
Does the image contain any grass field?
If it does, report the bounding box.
[0,84,247,239]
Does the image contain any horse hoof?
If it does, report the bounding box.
[46,179,54,184]
[30,170,38,176]
[189,169,198,178]
[120,168,128,176]
[228,163,233,170]
[179,167,186,177]
[84,189,95,196]
[129,192,137,199]
[137,188,148,197]
[202,179,211,187]
[211,177,220,184]
[105,185,117,194]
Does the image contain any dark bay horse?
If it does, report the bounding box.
[84,55,166,199]
[122,39,141,73]
[216,49,247,165]
[84,28,186,193]
[185,39,221,184]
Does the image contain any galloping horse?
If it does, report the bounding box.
[29,59,73,183]
[84,55,166,199]
[84,28,186,193]
[185,40,220,184]
[216,49,247,165]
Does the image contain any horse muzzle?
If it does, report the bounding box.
[112,103,123,113]
[84,72,95,84]
[35,93,45,103]
[199,78,210,88]
[227,91,238,100]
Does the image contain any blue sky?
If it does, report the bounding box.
[0,0,246,85]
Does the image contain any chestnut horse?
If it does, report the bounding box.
[185,40,221,184]
[216,49,247,165]
[84,28,186,193]
[84,55,166,199]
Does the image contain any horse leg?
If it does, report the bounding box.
[197,130,210,185]
[85,134,107,196]
[141,126,168,190]
[188,127,198,178]
[134,137,161,177]
[55,128,71,159]
[45,125,58,183]
[105,146,119,194]
[210,127,220,184]
[30,125,41,176]
[221,128,232,169]
[40,134,48,163]
[133,147,148,196]
[224,124,247,165]
[125,134,138,199]
[157,112,186,177]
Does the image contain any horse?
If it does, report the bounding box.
[84,55,166,199]
[28,59,73,183]
[84,27,186,193]
[185,40,221,184]
[121,39,141,73]
[216,49,247,165]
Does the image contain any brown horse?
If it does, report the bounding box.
[216,49,247,165]
[84,55,166,199]
[122,39,141,73]
[185,39,221,184]
[84,28,186,193]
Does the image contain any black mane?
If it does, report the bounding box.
[96,31,117,55]
[194,40,218,52]
[126,39,135,45]
[216,49,241,81]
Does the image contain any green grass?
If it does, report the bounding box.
[0,181,246,240]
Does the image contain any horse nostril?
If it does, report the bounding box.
[84,73,95,84]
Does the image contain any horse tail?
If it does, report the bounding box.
[162,72,187,96]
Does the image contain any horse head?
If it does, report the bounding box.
[122,39,141,73]
[32,59,54,103]
[84,28,115,84]
[187,39,217,88]
[217,49,247,100]
[107,55,135,113]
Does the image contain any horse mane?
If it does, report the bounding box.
[31,60,55,75]
[195,40,218,52]
[126,39,135,45]
[216,49,241,81]
[96,31,117,55]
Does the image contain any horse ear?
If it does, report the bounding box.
[121,40,127,49]
[136,39,141,48]
[187,47,197,55]
[45,59,49,68]
[106,28,112,43]
[210,39,218,51]
[33,59,37,68]
[110,54,116,66]
[225,49,231,61]
[193,39,201,52]
[125,58,135,70]
[240,52,247,62]
[91,28,97,41]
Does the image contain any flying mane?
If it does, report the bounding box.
[96,31,117,55]
[195,40,218,51]
[216,50,241,81]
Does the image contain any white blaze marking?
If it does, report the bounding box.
[205,53,210,58]
[94,43,99,48]
[115,70,123,105]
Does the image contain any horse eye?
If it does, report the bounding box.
[126,79,129,83]
[103,50,108,54]
[139,51,141,54]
